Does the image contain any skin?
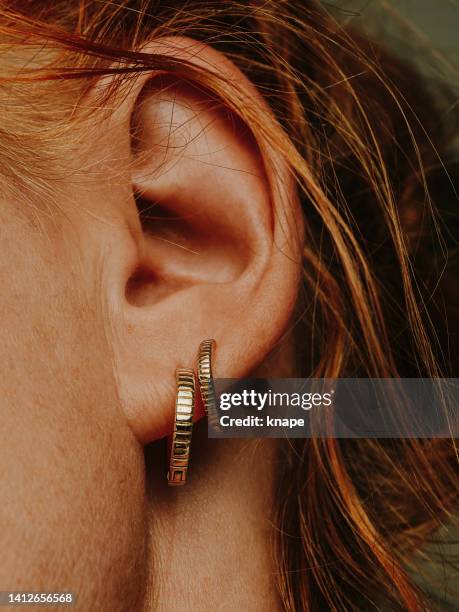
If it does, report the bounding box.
[0,197,146,610]
[0,39,302,610]
[145,429,282,610]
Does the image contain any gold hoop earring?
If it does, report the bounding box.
[197,339,217,422]
[167,368,195,486]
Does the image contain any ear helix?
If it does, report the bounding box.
[167,339,217,486]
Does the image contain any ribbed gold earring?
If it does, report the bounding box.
[197,339,217,424]
[167,368,195,486]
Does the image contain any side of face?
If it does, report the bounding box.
[0,37,303,609]
[0,196,147,608]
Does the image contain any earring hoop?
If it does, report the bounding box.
[167,368,195,486]
[197,339,217,423]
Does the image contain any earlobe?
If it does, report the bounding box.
[103,37,303,444]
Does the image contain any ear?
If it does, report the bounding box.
[96,38,303,443]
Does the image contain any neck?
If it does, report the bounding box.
[144,423,280,610]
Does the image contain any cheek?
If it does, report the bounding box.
[0,208,147,608]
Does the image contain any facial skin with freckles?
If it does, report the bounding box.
[0,39,302,611]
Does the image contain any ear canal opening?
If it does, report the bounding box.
[134,192,180,234]
[125,264,191,307]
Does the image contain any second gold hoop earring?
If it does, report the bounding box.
[197,339,217,424]
[167,368,195,486]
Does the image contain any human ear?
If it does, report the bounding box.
[92,38,303,443]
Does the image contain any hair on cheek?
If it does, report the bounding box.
[0,1,458,610]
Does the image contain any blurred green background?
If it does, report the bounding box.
[332,1,458,81]
[331,1,458,148]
